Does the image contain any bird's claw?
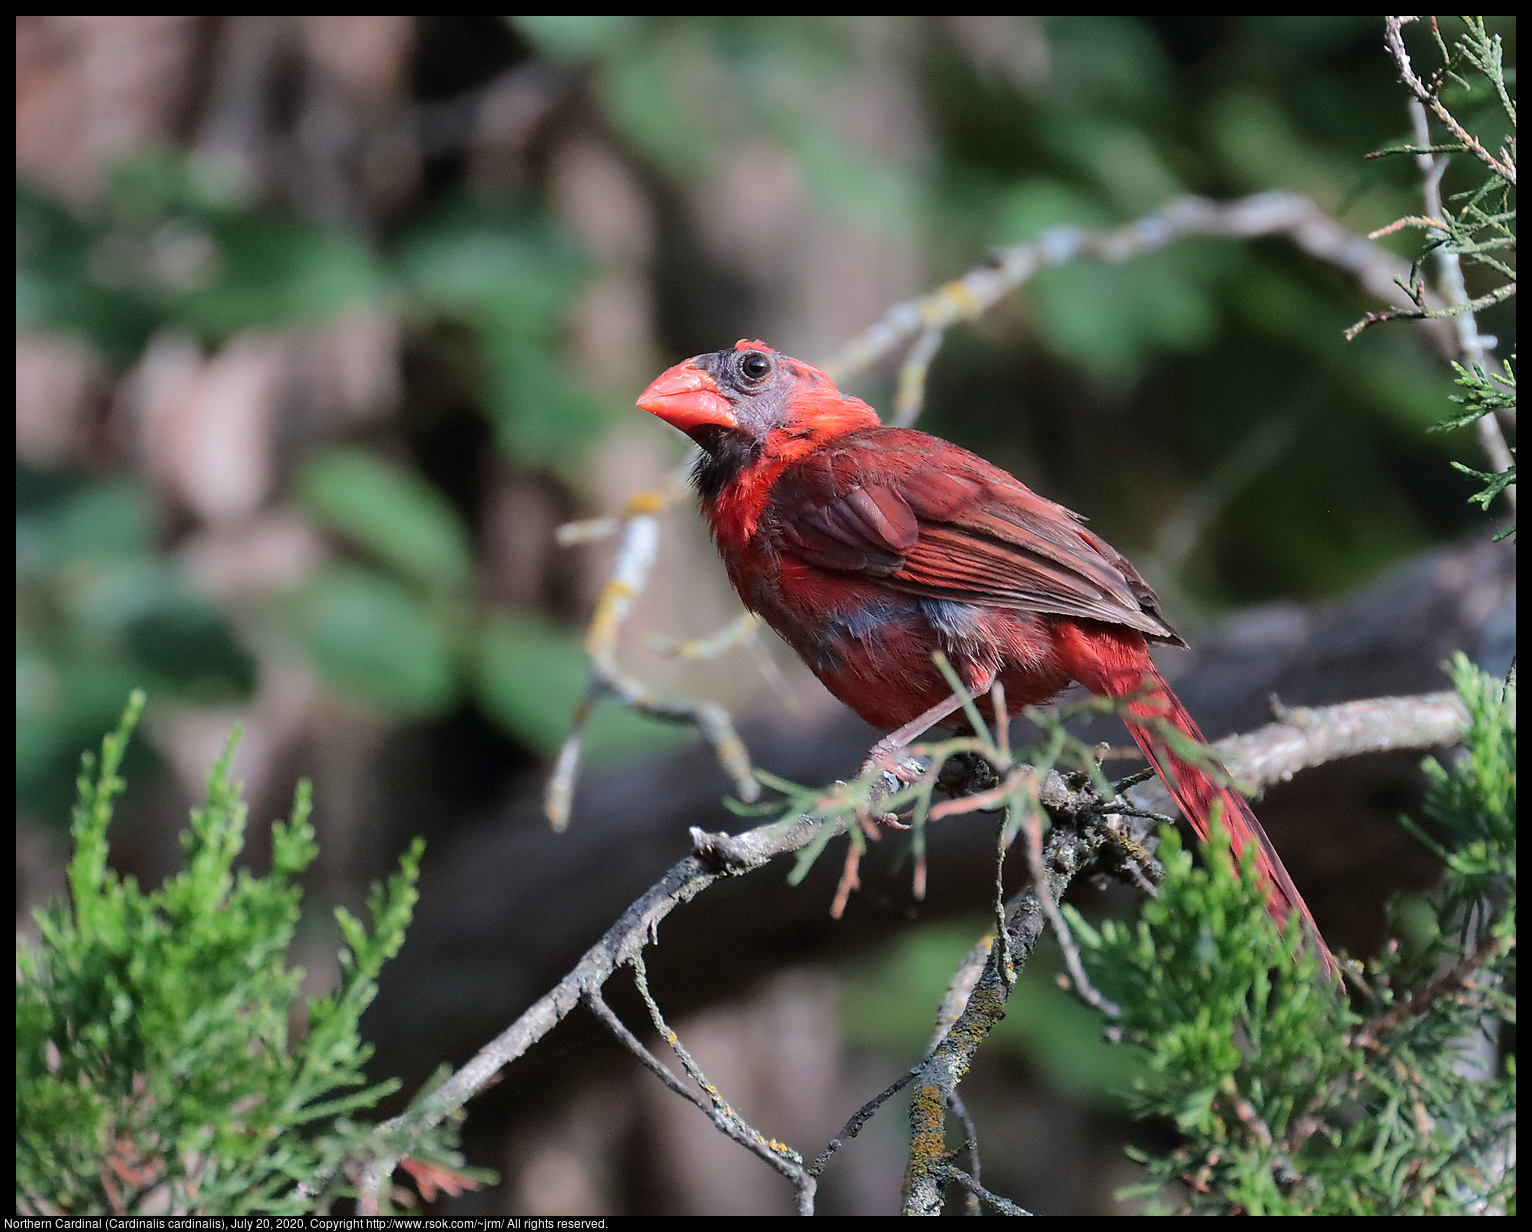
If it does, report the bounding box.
[858,752,928,786]
[857,754,923,831]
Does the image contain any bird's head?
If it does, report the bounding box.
[637,341,880,471]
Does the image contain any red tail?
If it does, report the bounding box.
[1059,624,1338,980]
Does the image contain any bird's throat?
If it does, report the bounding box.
[689,427,762,503]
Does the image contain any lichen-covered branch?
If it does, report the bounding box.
[902,807,1108,1215]
[826,191,1463,383]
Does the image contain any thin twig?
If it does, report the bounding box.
[825,191,1463,382]
[948,1091,983,1215]
[1383,17,1516,185]
[983,688,1008,772]
[1401,85,1516,511]
[809,1066,923,1177]
[585,988,714,1116]
[1220,1074,1275,1149]
[649,610,761,659]
[891,324,946,428]
[1343,281,1516,340]
[993,814,1014,992]
[1350,932,1513,1051]
[943,1165,1033,1216]
[1016,778,1120,1017]
[545,498,760,829]
[1125,691,1470,820]
[627,956,816,1210]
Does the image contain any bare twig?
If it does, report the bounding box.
[825,191,1463,382]
[1015,778,1121,1017]
[992,815,1014,992]
[545,481,761,830]
[627,954,817,1212]
[809,1065,922,1178]
[1126,691,1470,819]
[585,988,711,1114]
[943,1165,1033,1216]
[1221,1074,1275,1149]
[1383,17,1516,185]
[947,1091,983,1216]
[891,323,946,428]
[1342,281,1516,340]
[1350,931,1514,1051]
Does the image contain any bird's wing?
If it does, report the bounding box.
[767,432,1180,642]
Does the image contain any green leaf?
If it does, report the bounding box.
[298,567,458,715]
[295,449,474,595]
[597,35,712,178]
[479,332,613,465]
[18,160,383,357]
[398,205,582,330]
[993,181,1223,381]
[510,14,642,59]
[474,610,686,762]
[16,473,156,576]
[1045,16,1172,118]
[396,203,607,463]
[175,215,381,337]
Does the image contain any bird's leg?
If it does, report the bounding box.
[832,692,973,916]
[850,690,973,837]
[858,691,971,782]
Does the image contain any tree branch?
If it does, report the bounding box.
[1126,691,1469,818]
[353,685,1472,1209]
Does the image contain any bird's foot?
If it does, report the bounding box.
[856,753,925,830]
[856,751,928,787]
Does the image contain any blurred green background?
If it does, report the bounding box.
[15,15,1513,1216]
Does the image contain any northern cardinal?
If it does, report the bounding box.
[639,339,1335,977]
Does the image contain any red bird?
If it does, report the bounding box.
[639,339,1335,977]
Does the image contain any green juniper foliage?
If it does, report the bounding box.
[16,692,481,1214]
[1068,653,1515,1215]
[1362,17,1516,538]
[1437,357,1517,538]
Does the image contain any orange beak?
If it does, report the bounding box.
[637,360,736,434]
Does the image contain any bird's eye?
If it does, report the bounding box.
[739,352,772,383]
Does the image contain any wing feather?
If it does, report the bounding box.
[765,430,1181,643]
